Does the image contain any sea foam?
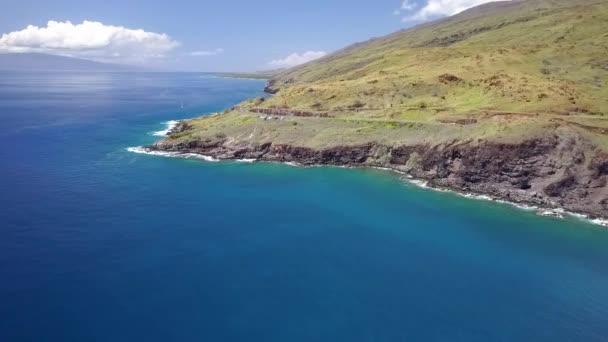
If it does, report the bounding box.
[402,176,606,227]
[126,146,219,162]
[130,127,608,229]
[591,218,608,227]
[151,120,179,137]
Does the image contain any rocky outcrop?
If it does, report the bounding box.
[248,107,334,118]
[263,80,280,94]
[168,121,193,134]
[438,73,462,84]
[149,136,608,219]
[437,118,478,125]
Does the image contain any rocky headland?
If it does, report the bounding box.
[148,122,608,220]
[147,0,608,221]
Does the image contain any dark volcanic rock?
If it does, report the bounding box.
[438,73,462,83]
[169,121,193,134]
[591,153,608,176]
[438,118,478,125]
[264,80,280,94]
[150,136,608,219]
[544,175,577,197]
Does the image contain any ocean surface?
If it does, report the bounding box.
[1,71,607,342]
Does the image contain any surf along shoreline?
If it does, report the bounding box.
[131,78,608,227]
[130,138,608,227]
[129,121,607,228]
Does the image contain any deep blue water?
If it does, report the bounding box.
[1,71,608,342]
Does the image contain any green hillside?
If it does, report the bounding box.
[152,0,608,218]
[270,0,607,114]
[164,0,607,150]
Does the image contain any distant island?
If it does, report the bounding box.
[0,53,142,72]
[148,0,608,220]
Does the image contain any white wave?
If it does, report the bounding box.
[373,166,408,175]
[401,174,608,227]
[125,148,608,228]
[459,193,493,201]
[408,179,429,188]
[591,218,608,227]
[538,209,565,218]
[565,212,607,227]
[460,195,608,228]
[126,146,219,162]
[151,120,179,137]
[126,146,167,156]
[495,200,538,211]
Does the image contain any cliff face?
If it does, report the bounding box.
[263,80,280,95]
[151,134,608,219]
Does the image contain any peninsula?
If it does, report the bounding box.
[149,0,608,219]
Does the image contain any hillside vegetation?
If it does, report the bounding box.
[153,0,608,218]
[169,0,607,150]
[269,0,607,115]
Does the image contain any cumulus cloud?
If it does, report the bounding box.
[394,0,417,15]
[401,0,418,10]
[400,0,508,22]
[188,48,224,57]
[0,20,179,63]
[269,51,327,68]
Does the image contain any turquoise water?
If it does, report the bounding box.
[1,72,607,341]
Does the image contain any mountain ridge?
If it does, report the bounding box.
[0,53,142,72]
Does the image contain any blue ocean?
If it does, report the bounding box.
[1,72,607,341]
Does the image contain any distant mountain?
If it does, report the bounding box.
[0,53,140,72]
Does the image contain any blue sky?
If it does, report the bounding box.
[0,0,501,71]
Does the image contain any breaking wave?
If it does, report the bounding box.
[151,120,179,137]
[126,146,219,162]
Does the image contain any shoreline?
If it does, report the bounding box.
[126,145,608,228]
[151,120,180,137]
[148,135,608,222]
[206,72,274,81]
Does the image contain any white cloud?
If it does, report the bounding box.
[189,48,224,56]
[0,20,179,63]
[401,0,417,10]
[269,51,327,68]
[400,0,509,22]
[394,1,417,16]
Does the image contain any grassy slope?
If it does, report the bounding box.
[169,0,608,150]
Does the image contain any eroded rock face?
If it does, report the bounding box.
[248,107,334,118]
[263,80,280,94]
[150,136,608,219]
[168,121,193,135]
[591,153,608,176]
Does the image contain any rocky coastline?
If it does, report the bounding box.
[148,125,608,221]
